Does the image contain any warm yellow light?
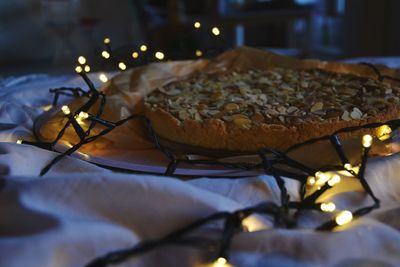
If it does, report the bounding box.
[212,27,221,36]
[376,125,392,141]
[84,65,91,73]
[315,171,329,184]
[155,51,165,60]
[99,73,108,83]
[320,202,336,212]
[328,174,341,186]
[195,49,203,57]
[344,163,352,171]
[61,105,71,115]
[335,210,353,226]
[101,50,110,59]
[104,37,110,44]
[213,257,228,266]
[78,56,86,65]
[132,51,139,58]
[75,66,83,73]
[16,139,23,144]
[194,21,201,28]
[307,176,316,186]
[78,111,89,120]
[362,134,373,148]
[118,62,127,71]
[140,45,148,52]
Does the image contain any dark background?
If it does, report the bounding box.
[1,0,399,76]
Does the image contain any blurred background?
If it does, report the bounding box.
[1,0,400,76]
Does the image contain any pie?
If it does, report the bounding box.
[143,68,400,152]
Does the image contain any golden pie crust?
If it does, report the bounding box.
[144,68,400,152]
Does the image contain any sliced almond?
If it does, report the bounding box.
[311,102,324,112]
[341,110,351,121]
[224,103,240,111]
[350,107,362,119]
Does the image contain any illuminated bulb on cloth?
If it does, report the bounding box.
[101,51,110,59]
[212,27,221,36]
[16,140,22,144]
[195,49,203,57]
[362,134,373,148]
[344,163,352,171]
[307,176,316,186]
[376,125,392,141]
[320,202,336,212]
[84,65,91,73]
[194,21,201,28]
[213,257,229,267]
[99,73,108,83]
[155,51,165,60]
[140,45,147,52]
[132,51,139,58]
[118,62,127,71]
[78,56,86,65]
[61,105,71,115]
[335,210,353,226]
[75,66,83,73]
[327,174,341,186]
[104,37,110,44]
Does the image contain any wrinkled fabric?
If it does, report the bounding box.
[1,63,400,267]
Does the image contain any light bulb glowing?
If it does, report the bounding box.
[104,37,110,44]
[101,51,110,59]
[328,174,341,186]
[362,134,373,148]
[212,27,221,36]
[16,139,22,144]
[376,125,392,141]
[140,45,148,52]
[84,65,91,73]
[195,49,203,57]
[320,202,336,212]
[335,210,353,226]
[61,105,71,115]
[315,171,329,184]
[99,73,108,83]
[344,163,352,171]
[213,257,228,266]
[78,111,89,120]
[118,62,127,71]
[75,66,83,73]
[132,51,139,58]
[307,176,316,186]
[78,56,86,65]
[194,21,201,28]
[155,51,165,60]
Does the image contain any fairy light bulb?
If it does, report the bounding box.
[344,163,352,171]
[132,51,139,59]
[194,21,201,28]
[84,65,91,73]
[75,66,83,73]
[16,139,23,144]
[78,56,86,65]
[101,51,110,59]
[140,45,148,52]
[195,49,203,57]
[61,105,71,115]
[214,257,228,267]
[335,210,353,226]
[155,51,165,60]
[328,174,341,186]
[315,171,329,184]
[78,111,89,120]
[376,125,392,141]
[212,27,221,36]
[320,202,336,212]
[104,37,110,44]
[307,176,316,186]
[118,62,127,71]
[362,134,373,148]
[99,73,108,83]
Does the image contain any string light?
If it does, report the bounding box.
[101,50,110,59]
[132,51,139,59]
[140,45,148,52]
[376,125,392,141]
[118,62,127,71]
[335,210,353,226]
[84,65,91,73]
[362,134,373,148]
[99,73,108,83]
[16,139,23,144]
[194,21,201,28]
[212,27,221,36]
[195,49,203,57]
[104,37,111,44]
[307,176,316,186]
[75,66,83,73]
[327,174,341,186]
[77,111,89,120]
[344,163,352,171]
[61,105,70,115]
[77,56,86,65]
[320,202,336,212]
[155,51,165,60]
[214,257,228,267]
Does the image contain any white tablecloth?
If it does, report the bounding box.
[1,62,400,267]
